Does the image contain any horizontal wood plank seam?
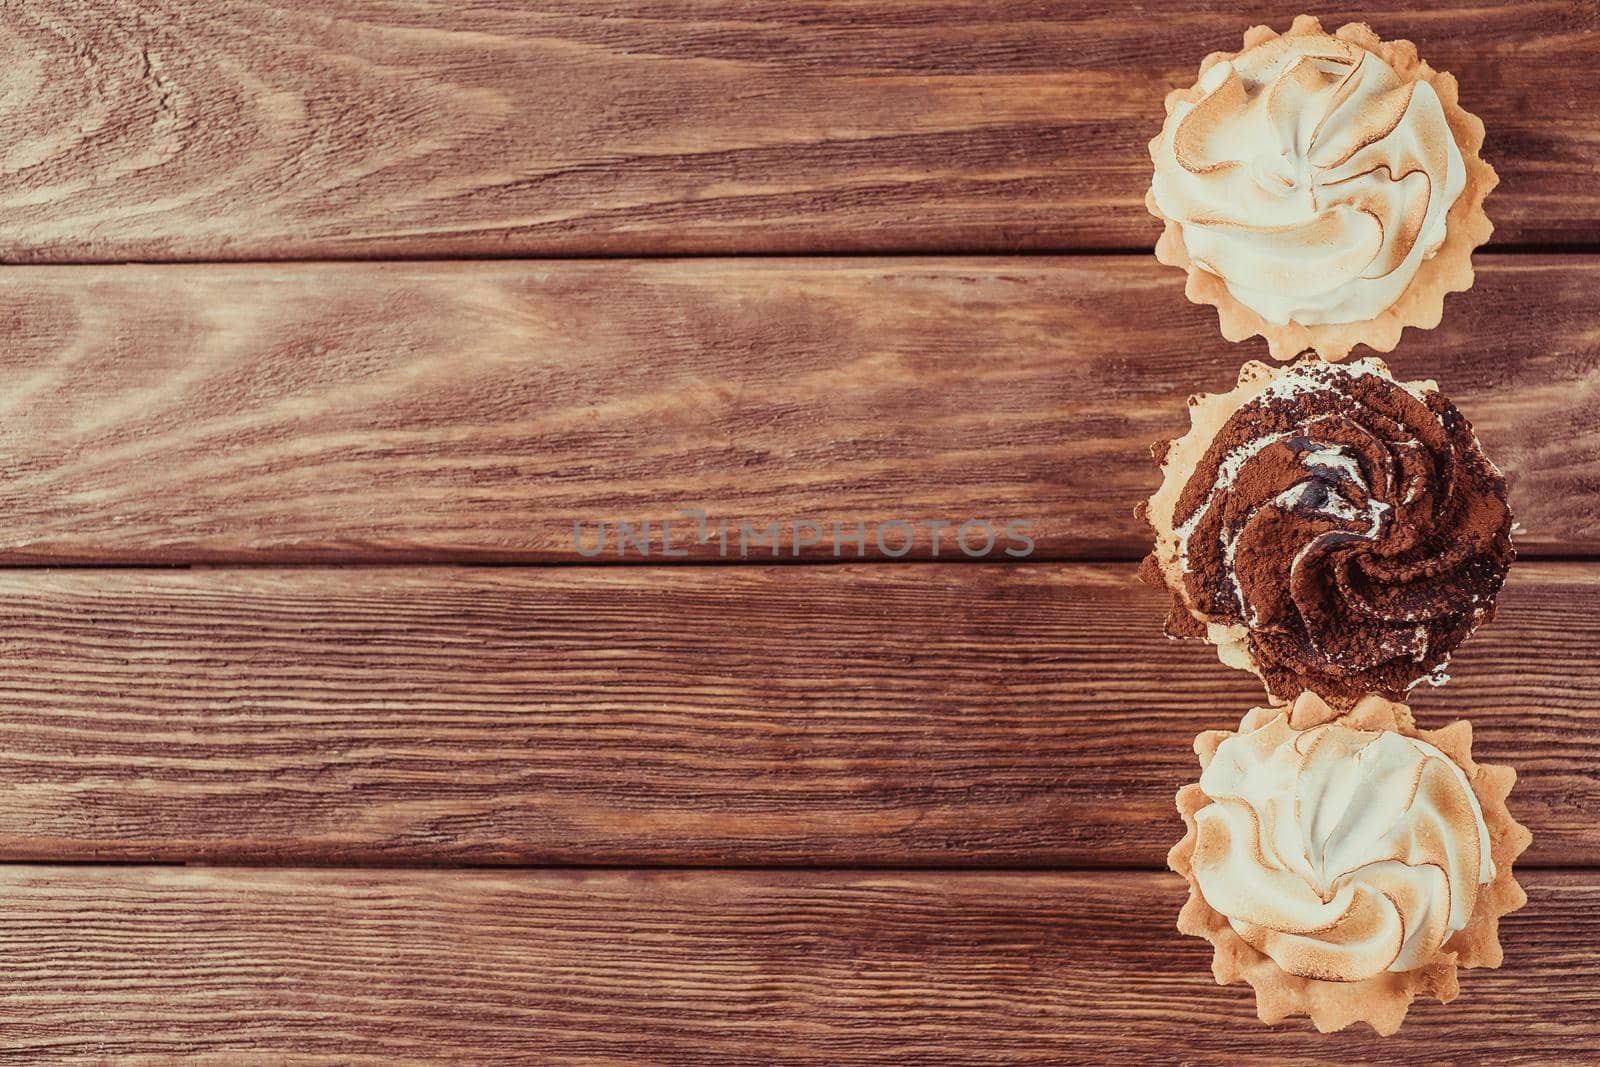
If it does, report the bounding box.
[0,246,1596,268]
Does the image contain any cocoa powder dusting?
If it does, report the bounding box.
[1158,362,1513,704]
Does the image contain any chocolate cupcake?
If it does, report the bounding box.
[1140,358,1513,705]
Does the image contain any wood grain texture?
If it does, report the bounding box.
[0,561,1591,867]
[2,1,1596,260]
[1,255,1597,562]
[0,866,1593,1063]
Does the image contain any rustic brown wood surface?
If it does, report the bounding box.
[2,1,1595,261]
[0,562,1588,867]
[0,866,1592,1063]
[1,255,1596,563]
[5,2,1599,1059]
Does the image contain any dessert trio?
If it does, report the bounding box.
[1140,16,1530,1035]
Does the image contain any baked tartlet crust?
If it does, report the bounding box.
[1169,692,1531,1035]
[1146,15,1497,361]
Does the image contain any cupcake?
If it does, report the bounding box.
[1139,357,1513,706]
[1169,692,1530,1034]
[1147,16,1496,360]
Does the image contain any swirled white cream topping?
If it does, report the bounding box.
[1151,32,1466,326]
[1190,713,1493,981]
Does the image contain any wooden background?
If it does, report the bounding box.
[2,1,1598,1061]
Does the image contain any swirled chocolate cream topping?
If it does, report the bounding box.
[1146,17,1496,360]
[1140,358,1513,705]
[1170,693,1530,1035]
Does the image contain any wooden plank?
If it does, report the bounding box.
[0,255,1595,563]
[3,1,1595,260]
[0,866,1592,1061]
[0,562,1591,867]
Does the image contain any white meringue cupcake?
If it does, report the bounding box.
[1169,692,1530,1035]
[1147,16,1497,360]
